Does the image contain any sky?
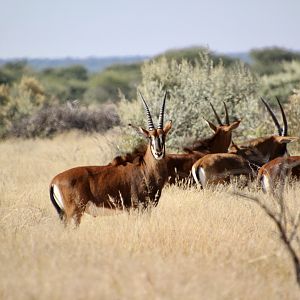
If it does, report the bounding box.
[1,0,299,58]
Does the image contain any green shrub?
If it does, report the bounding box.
[119,51,260,150]
[260,61,300,102]
[39,65,89,102]
[285,88,300,152]
[157,46,239,67]
[250,47,300,75]
[0,60,31,85]
[85,63,142,104]
[0,76,48,137]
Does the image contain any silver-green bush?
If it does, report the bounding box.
[285,88,300,153]
[119,51,260,150]
[0,76,47,137]
[260,61,300,101]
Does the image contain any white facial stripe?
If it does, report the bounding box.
[150,135,165,160]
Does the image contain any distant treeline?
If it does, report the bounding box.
[0,46,300,140]
[0,56,148,73]
[1,47,300,104]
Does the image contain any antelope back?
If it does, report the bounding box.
[192,153,253,187]
[259,156,300,193]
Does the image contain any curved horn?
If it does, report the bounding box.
[138,90,154,131]
[157,91,167,129]
[209,102,223,126]
[223,101,230,125]
[260,97,281,136]
[276,96,287,136]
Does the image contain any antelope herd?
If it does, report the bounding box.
[50,92,300,225]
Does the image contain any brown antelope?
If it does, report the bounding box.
[166,102,241,184]
[192,97,298,188]
[192,153,253,186]
[258,156,300,193]
[184,102,240,153]
[49,92,172,225]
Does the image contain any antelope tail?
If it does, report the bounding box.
[260,174,271,194]
[192,166,206,188]
[49,184,65,220]
[192,165,200,185]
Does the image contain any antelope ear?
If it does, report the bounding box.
[275,136,299,144]
[228,120,241,131]
[230,142,240,151]
[203,118,217,132]
[128,124,149,138]
[163,120,172,134]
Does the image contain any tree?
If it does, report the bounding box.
[250,47,300,75]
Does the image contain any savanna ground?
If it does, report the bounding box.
[1,131,300,300]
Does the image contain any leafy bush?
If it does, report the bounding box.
[285,88,300,152]
[250,47,300,75]
[9,102,120,138]
[0,60,31,85]
[119,51,260,150]
[157,46,239,67]
[0,76,48,137]
[260,61,300,102]
[40,65,89,102]
[84,63,142,104]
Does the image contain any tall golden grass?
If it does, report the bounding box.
[0,131,299,299]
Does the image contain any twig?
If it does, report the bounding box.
[234,191,300,286]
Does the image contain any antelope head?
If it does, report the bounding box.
[204,101,241,134]
[261,97,298,156]
[130,91,172,160]
[230,97,298,164]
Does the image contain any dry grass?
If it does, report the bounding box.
[0,131,300,300]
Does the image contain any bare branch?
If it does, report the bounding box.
[289,211,300,243]
[234,192,280,224]
[234,191,300,286]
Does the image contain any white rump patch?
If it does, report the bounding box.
[53,184,64,210]
[192,166,207,187]
[199,167,207,188]
[261,175,270,194]
[192,165,200,185]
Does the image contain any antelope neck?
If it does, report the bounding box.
[211,131,232,152]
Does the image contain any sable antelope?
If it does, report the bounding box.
[192,98,298,188]
[166,102,241,184]
[258,156,300,194]
[49,92,172,225]
[184,102,240,153]
[229,97,294,164]
[192,153,253,187]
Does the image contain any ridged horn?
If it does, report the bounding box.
[138,90,154,131]
[209,102,223,126]
[261,97,281,136]
[276,96,287,136]
[223,101,230,125]
[157,91,167,129]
